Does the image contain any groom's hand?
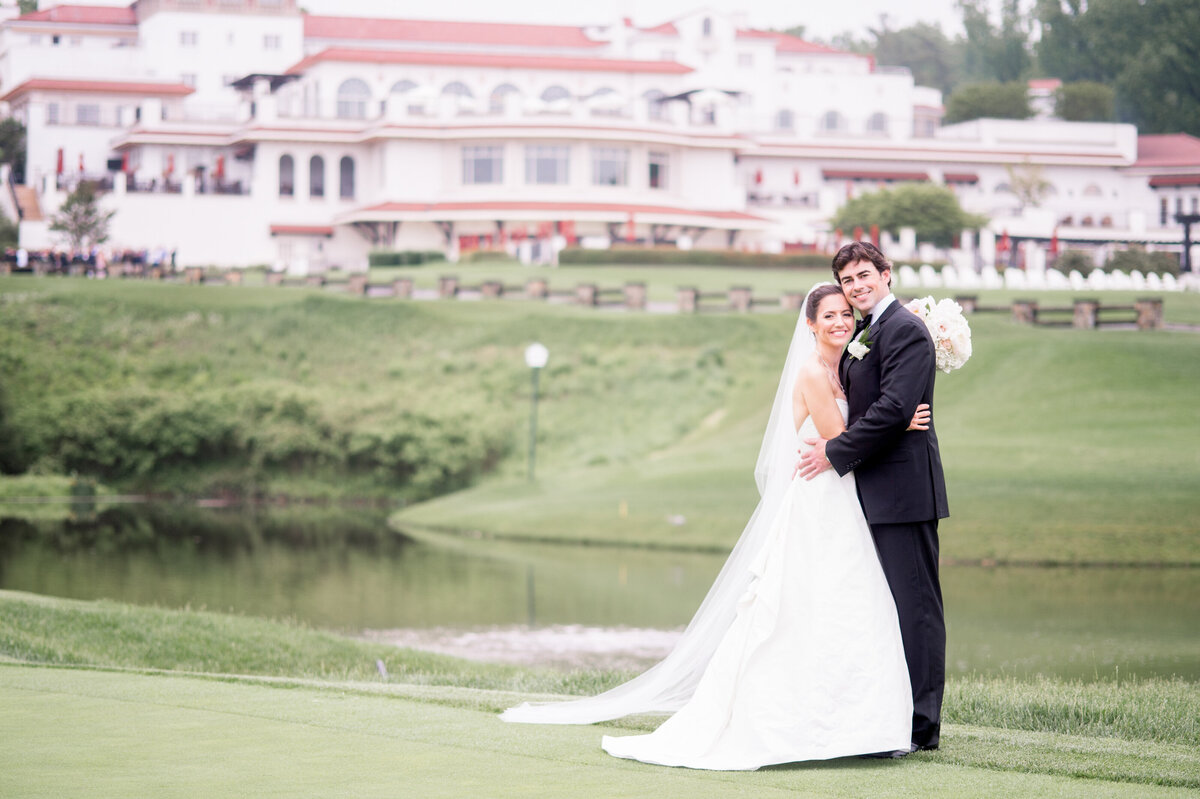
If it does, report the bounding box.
[795,438,832,481]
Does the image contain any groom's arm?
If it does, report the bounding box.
[823,319,933,477]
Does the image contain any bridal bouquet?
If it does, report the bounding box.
[904,296,973,373]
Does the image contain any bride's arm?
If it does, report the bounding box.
[795,361,846,440]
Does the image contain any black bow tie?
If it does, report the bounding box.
[854,316,870,335]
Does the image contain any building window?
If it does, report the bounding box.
[339,156,355,199]
[489,84,519,114]
[820,110,846,133]
[69,36,82,47]
[309,155,324,198]
[263,34,281,50]
[1160,198,1168,225]
[591,147,629,186]
[46,103,60,125]
[540,85,570,103]
[702,17,713,36]
[867,112,888,134]
[738,52,754,68]
[463,145,504,185]
[525,145,570,185]
[279,154,294,197]
[337,78,370,119]
[181,73,197,88]
[29,34,41,45]
[648,151,668,190]
[1083,184,1103,197]
[644,89,667,121]
[180,31,198,47]
[76,104,101,125]
[775,109,794,132]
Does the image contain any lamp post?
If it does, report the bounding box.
[1174,213,1200,273]
[524,342,548,482]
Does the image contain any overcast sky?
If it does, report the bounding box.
[298,0,967,41]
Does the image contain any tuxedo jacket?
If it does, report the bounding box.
[826,300,950,525]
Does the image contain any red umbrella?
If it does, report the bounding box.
[56,148,64,175]
[121,152,130,173]
[165,153,174,177]
[754,169,763,185]
[625,212,636,243]
[792,169,800,186]
[870,223,879,247]
[997,230,1010,253]
[78,153,84,173]
[214,155,224,180]
[1049,228,1059,256]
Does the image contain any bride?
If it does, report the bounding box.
[502,283,926,770]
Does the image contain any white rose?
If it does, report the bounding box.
[847,340,869,360]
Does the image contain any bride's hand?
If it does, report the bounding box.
[907,403,931,431]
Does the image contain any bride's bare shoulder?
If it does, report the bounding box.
[795,356,833,398]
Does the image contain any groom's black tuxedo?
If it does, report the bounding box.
[825,298,948,750]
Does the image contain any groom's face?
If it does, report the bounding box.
[837,259,891,316]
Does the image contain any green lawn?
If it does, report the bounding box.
[2,592,1197,797]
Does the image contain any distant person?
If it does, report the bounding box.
[502,275,934,768]
[15,247,27,270]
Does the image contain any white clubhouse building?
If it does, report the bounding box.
[2,1,1198,272]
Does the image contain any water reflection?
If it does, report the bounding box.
[0,505,1196,681]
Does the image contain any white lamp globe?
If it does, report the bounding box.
[525,342,549,369]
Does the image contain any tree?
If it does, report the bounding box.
[958,0,1033,83]
[17,0,36,15]
[944,82,1032,124]
[49,182,114,251]
[0,118,26,184]
[1005,161,1053,210]
[1055,82,1115,122]
[870,21,964,95]
[830,183,987,249]
[0,208,17,250]
[1035,0,1200,135]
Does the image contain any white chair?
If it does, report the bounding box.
[1162,273,1178,291]
[941,264,959,289]
[897,264,920,289]
[919,264,942,288]
[1046,269,1069,290]
[1087,269,1108,290]
[982,267,1004,289]
[1146,272,1163,290]
[1004,268,1027,289]
[1130,270,1146,290]
[1068,270,1086,290]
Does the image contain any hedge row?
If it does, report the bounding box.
[9,387,508,502]
[1055,247,1180,276]
[558,248,834,268]
[367,250,447,267]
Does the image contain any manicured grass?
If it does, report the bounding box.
[1,593,1198,796]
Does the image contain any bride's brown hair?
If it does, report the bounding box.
[805,283,847,323]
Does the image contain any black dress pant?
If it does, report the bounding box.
[870,519,945,749]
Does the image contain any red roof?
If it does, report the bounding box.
[642,21,679,35]
[1136,134,1200,168]
[1027,78,1063,90]
[287,48,692,75]
[270,224,335,236]
[943,172,979,183]
[16,4,136,25]
[356,200,766,222]
[1147,175,1200,188]
[737,29,857,57]
[303,15,602,48]
[0,78,193,103]
[822,169,930,182]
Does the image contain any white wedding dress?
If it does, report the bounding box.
[600,400,912,770]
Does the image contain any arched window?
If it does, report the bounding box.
[489,83,519,114]
[309,155,324,198]
[820,110,845,133]
[775,109,794,131]
[866,112,888,134]
[442,81,473,98]
[1083,183,1103,197]
[390,80,417,95]
[336,78,370,119]
[643,89,667,121]
[278,154,294,197]
[540,85,570,103]
[339,156,354,200]
[994,182,1013,194]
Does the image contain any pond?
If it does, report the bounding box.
[1,504,1196,680]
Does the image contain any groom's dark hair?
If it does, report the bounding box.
[831,242,893,288]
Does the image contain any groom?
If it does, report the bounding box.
[797,241,949,753]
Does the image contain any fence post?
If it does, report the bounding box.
[729,285,752,313]
[481,280,503,299]
[623,282,646,311]
[781,291,805,312]
[394,278,413,298]
[185,266,205,285]
[575,283,597,306]
[677,287,698,314]
[305,274,326,288]
[1011,299,1037,324]
[438,275,459,299]
[1135,297,1164,330]
[525,278,548,300]
[955,295,978,314]
[1072,298,1098,329]
[265,271,283,286]
[347,273,368,295]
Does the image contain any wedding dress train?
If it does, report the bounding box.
[600,401,912,770]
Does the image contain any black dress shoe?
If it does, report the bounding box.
[859,748,910,759]
[912,742,938,752]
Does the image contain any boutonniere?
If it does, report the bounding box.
[847,328,872,360]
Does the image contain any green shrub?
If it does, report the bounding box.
[1054,249,1096,276]
[368,250,447,267]
[558,248,833,268]
[1106,246,1179,276]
